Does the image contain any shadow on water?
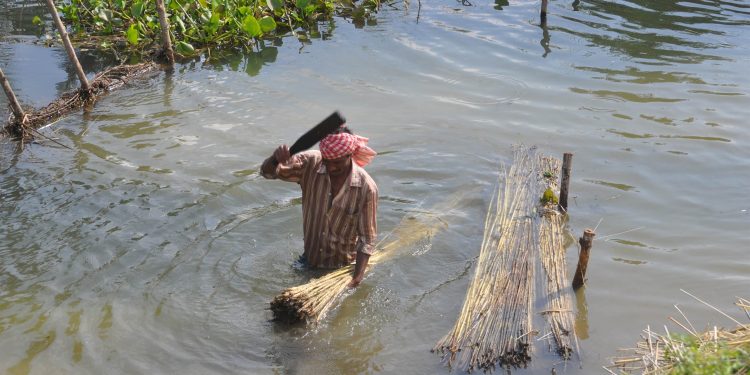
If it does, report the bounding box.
[493,0,509,11]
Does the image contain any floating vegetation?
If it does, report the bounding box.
[606,292,750,374]
[46,0,382,55]
[433,146,578,372]
[271,191,466,324]
[540,187,558,205]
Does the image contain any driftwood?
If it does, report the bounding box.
[0,68,26,121]
[155,0,175,65]
[2,63,157,139]
[44,0,90,91]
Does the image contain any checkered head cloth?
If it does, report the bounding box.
[319,131,377,167]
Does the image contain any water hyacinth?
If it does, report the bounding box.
[51,0,381,53]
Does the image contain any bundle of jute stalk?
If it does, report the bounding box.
[607,293,750,374]
[433,146,578,372]
[538,156,578,359]
[270,191,466,324]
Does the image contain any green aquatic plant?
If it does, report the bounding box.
[667,334,749,375]
[607,296,750,375]
[50,0,380,55]
[540,187,558,205]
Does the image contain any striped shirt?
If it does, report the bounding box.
[262,150,378,268]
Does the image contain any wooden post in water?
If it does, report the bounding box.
[0,68,26,122]
[541,0,549,24]
[559,152,573,211]
[572,229,595,289]
[155,0,175,65]
[44,0,90,91]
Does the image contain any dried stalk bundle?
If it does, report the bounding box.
[434,146,578,372]
[3,62,157,138]
[606,295,750,374]
[271,265,353,324]
[538,156,578,359]
[270,192,465,324]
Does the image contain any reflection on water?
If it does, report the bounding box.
[205,44,281,77]
[558,0,749,63]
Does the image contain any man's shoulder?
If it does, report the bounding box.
[355,166,378,191]
[297,150,322,170]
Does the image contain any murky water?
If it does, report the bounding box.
[1,0,749,374]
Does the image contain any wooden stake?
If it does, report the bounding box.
[0,68,26,122]
[541,0,548,25]
[44,0,90,91]
[572,228,595,289]
[155,0,175,65]
[559,152,573,211]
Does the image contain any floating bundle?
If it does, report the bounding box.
[538,156,578,359]
[607,295,750,374]
[433,146,578,372]
[271,192,466,324]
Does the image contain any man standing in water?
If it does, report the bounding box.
[260,126,378,287]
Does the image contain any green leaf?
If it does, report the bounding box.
[175,16,186,33]
[97,9,111,23]
[32,16,42,26]
[258,16,276,33]
[198,0,207,7]
[175,41,195,54]
[206,12,220,34]
[114,0,125,10]
[295,0,310,10]
[131,1,144,18]
[126,24,139,45]
[266,0,283,12]
[242,15,261,37]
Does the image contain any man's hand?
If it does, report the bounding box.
[273,144,291,165]
[348,251,370,288]
[262,144,302,180]
[276,155,303,179]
